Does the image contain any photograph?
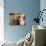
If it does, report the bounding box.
[9,13,26,25]
[4,0,46,46]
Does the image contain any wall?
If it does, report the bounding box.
[40,0,46,27]
[40,0,46,45]
[4,0,40,42]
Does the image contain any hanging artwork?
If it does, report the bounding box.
[9,13,26,25]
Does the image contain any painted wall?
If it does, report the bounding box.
[4,0,40,42]
[40,0,46,45]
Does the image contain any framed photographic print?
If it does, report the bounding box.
[9,13,26,25]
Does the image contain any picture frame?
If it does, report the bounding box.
[9,13,26,25]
